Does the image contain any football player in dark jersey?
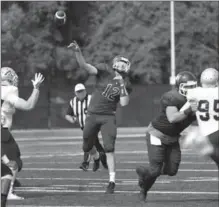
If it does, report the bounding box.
[136,71,197,202]
[68,41,132,194]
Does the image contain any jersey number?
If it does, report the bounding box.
[198,99,219,121]
[102,84,120,101]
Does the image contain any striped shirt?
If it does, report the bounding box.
[66,94,91,129]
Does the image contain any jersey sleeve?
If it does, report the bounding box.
[95,63,110,76]
[5,87,19,106]
[66,99,74,116]
[160,92,177,108]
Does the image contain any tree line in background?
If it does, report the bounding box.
[1,1,218,86]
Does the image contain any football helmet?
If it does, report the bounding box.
[112,56,131,74]
[1,67,18,87]
[200,68,218,88]
[175,71,197,96]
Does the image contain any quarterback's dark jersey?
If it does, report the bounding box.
[151,89,196,137]
[88,63,131,115]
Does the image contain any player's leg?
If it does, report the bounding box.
[162,142,181,176]
[89,146,101,172]
[1,163,12,207]
[100,115,117,193]
[79,127,90,171]
[136,133,165,201]
[1,128,23,199]
[95,137,108,169]
[208,130,219,168]
[183,127,214,155]
[83,114,101,167]
[79,152,90,171]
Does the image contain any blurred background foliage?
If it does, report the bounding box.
[1,1,219,86]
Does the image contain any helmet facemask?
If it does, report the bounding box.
[179,81,197,96]
[112,56,131,75]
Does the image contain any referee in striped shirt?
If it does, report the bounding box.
[65,83,107,171]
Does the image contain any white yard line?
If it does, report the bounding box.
[21,168,218,172]
[16,134,145,141]
[17,177,219,181]
[14,188,219,195]
[23,161,215,165]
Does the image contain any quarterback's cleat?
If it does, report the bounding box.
[7,192,24,200]
[105,182,115,194]
[93,158,100,172]
[79,162,89,171]
[100,152,108,169]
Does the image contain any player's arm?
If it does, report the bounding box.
[10,73,44,111]
[68,41,98,75]
[120,84,129,106]
[1,155,10,165]
[166,106,192,123]
[114,72,130,106]
[65,100,77,124]
[1,154,18,171]
[162,94,192,123]
[65,115,77,124]
[184,89,199,113]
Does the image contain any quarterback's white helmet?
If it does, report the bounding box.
[1,67,18,87]
[200,68,218,87]
[112,56,131,74]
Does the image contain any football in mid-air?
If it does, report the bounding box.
[54,10,66,26]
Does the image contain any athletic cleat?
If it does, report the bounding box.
[7,192,24,200]
[79,161,89,171]
[100,152,108,169]
[93,158,100,172]
[105,182,115,194]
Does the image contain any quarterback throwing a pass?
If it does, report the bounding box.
[68,41,132,193]
[183,68,219,167]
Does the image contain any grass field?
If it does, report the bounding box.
[8,128,219,207]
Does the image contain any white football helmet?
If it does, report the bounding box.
[200,68,218,88]
[112,56,131,74]
[1,67,18,87]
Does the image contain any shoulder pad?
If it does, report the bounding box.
[161,90,179,107]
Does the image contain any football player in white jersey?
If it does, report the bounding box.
[1,67,44,201]
[182,68,219,167]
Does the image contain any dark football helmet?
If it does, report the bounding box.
[175,71,197,96]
